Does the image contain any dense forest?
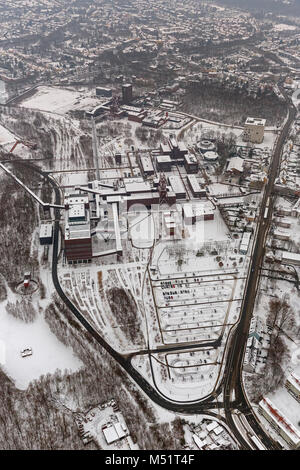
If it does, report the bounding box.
[181,82,287,126]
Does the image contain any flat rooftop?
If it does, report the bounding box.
[245,117,266,126]
[39,223,52,238]
[69,203,85,217]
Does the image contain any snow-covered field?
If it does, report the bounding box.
[0,122,34,158]
[0,123,16,145]
[0,309,83,390]
[20,86,107,115]
[55,171,90,188]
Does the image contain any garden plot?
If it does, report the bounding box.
[61,270,107,331]
[59,262,149,351]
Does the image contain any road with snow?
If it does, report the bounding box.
[222,96,297,449]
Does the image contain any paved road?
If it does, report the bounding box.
[222,100,297,449]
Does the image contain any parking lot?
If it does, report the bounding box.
[152,274,238,345]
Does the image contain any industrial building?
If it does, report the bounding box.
[128,109,147,123]
[96,87,113,98]
[168,175,186,199]
[160,142,172,155]
[194,205,214,221]
[39,223,53,245]
[168,136,188,159]
[187,175,206,198]
[243,117,266,144]
[182,204,214,224]
[63,169,188,263]
[64,192,92,264]
[184,153,199,174]
[102,422,128,445]
[142,114,165,128]
[156,155,173,172]
[139,154,155,177]
[203,151,219,162]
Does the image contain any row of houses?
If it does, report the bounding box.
[259,393,300,449]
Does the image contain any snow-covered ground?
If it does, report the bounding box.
[20,86,108,115]
[55,171,90,188]
[0,123,16,145]
[0,307,83,390]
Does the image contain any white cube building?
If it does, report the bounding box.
[243,117,266,144]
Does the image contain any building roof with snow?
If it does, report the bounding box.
[226,156,244,174]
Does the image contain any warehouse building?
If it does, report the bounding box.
[64,192,92,264]
[96,87,112,98]
[168,175,186,199]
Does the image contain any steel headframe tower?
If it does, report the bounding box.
[110,95,119,118]
[158,172,168,205]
